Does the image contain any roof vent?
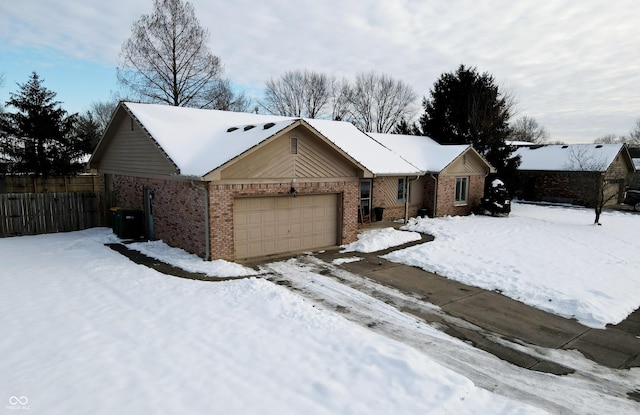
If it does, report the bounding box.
[561,145,569,149]
[243,125,255,131]
[595,144,603,148]
[227,127,238,132]
[263,122,275,129]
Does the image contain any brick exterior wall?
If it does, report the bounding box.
[107,174,208,258]
[423,175,437,217]
[516,151,632,207]
[518,169,628,207]
[208,180,359,261]
[435,174,484,217]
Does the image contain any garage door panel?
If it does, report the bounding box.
[289,223,301,235]
[262,225,276,238]
[275,223,288,237]
[248,227,262,239]
[234,194,338,259]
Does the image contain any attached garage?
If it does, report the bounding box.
[234,194,339,259]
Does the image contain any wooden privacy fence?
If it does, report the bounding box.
[0,192,102,237]
[0,175,102,194]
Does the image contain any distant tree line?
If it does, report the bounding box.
[593,120,640,146]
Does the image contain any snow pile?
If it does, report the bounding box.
[384,203,640,328]
[332,256,363,265]
[340,227,422,253]
[0,228,539,414]
[127,239,257,277]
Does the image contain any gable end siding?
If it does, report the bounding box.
[441,152,488,176]
[219,127,360,180]
[98,115,177,177]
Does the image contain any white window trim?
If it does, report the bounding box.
[455,176,469,206]
[397,177,406,204]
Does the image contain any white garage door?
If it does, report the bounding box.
[234,194,339,259]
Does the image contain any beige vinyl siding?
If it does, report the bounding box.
[220,127,360,180]
[410,177,424,205]
[98,114,176,176]
[376,176,423,207]
[441,151,488,176]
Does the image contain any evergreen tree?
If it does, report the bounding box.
[0,72,88,176]
[75,111,103,153]
[419,65,520,185]
[393,118,421,135]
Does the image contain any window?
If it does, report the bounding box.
[455,177,468,205]
[397,178,406,203]
[290,137,298,154]
[360,180,372,216]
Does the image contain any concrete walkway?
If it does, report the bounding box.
[312,227,640,372]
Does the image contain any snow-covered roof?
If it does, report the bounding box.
[506,140,537,147]
[368,133,473,172]
[304,119,420,176]
[514,143,625,172]
[633,158,640,170]
[123,102,420,177]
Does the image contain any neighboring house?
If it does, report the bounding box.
[370,133,494,218]
[513,143,635,206]
[90,102,492,261]
[628,147,640,190]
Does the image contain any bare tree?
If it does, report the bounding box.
[348,71,417,133]
[117,0,225,108]
[261,70,331,118]
[89,100,119,134]
[510,116,549,143]
[627,118,640,146]
[329,77,351,121]
[594,134,622,144]
[565,145,618,225]
[206,79,252,112]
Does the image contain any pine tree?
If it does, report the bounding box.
[419,65,520,187]
[0,72,88,176]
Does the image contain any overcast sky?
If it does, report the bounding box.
[1,0,639,143]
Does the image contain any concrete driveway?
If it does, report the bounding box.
[311,227,640,374]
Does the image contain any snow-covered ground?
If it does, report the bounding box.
[1,203,639,414]
[1,228,541,414]
[384,202,640,328]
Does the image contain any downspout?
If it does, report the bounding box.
[404,174,423,223]
[204,183,210,261]
[430,173,438,218]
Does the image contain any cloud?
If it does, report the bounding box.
[2,0,639,142]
